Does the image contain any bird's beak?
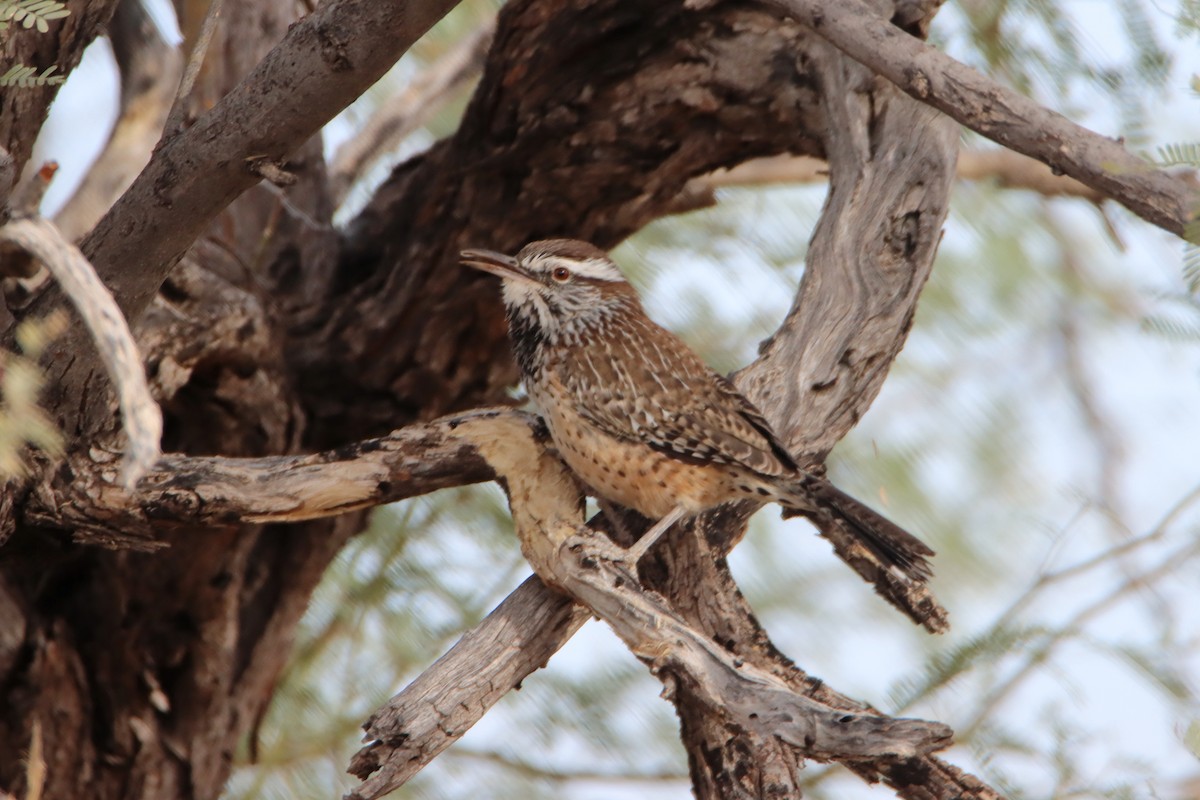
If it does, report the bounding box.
[460,249,536,285]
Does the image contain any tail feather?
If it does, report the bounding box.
[778,476,935,582]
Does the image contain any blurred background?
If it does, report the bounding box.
[30,0,1200,797]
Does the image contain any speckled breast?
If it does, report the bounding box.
[528,379,736,520]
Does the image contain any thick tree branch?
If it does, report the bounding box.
[349,411,959,800]
[349,577,587,798]
[79,0,460,323]
[299,2,831,443]
[0,0,121,177]
[333,4,973,797]
[545,529,952,758]
[763,0,1197,237]
[25,408,512,546]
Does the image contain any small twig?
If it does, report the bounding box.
[691,150,1108,203]
[991,484,1200,645]
[0,217,162,488]
[330,19,495,205]
[958,534,1200,741]
[163,0,225,139]
[246,157,298,187]
[890,484,1200,716]
[5,162,58,221]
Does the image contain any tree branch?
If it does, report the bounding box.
[544,528,952,759]
[348,577,586,799]
[684,148,1108,206]
[25,408,512,547]
[762,0,1197,237]
[13,0,463,441]
[348,411,961,800]
[0,215,161,487]
[0,0,121,177]
[79,0,462,323]
[162,0,226,140]
[329,18,494,206]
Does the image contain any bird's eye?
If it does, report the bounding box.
[551,266,571,282]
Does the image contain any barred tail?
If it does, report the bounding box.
[777,476,935,582]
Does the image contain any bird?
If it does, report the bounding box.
[460,239,934,581]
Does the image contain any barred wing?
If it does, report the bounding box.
[565,314,798,477]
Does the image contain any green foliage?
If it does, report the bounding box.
[0,311,66,478]
[1179,0,1200,38]
[0,0,70,92]
[0,0,69,33]
[1154,142,1200,168]
[0,63,63,87]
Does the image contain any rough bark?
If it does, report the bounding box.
[9,0,462,444]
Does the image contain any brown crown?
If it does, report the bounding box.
[517,238,610,263]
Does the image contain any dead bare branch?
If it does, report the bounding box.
[349,410,960,800]
[0,216,160,487]
[349,577,586,798]
[545,526,953,759]
[690,149,1106,203]
[163,0,225,140]
[761,0,1197,237]
[25,408,511,544]
[330,18,495,206]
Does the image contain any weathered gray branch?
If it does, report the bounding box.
[349,579,586,798]
[546,529,952,759]
[25,409,509,547]
[763,0,1197,237]
[348,411,956,800]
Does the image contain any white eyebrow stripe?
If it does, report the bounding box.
[539,256,624,282]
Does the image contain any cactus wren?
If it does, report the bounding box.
[461,239,933,581]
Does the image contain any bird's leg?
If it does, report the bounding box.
[596,498,639,548]
[623,505,689,567]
